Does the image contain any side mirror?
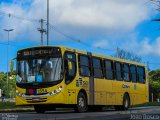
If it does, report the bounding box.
[68,61,73,71]
[10,57,16,75]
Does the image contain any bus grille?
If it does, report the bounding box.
[26,97,47,103]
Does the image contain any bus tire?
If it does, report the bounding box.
[75,92,88,113]
[122,93,130,110]
[34,105,45,113]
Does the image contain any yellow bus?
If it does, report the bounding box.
[15,46,148,113]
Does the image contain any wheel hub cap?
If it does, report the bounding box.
[79,97,84,107]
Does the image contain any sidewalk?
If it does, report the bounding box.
[1,98,15,102]
[0,99,34,113]
[0,108,34,113]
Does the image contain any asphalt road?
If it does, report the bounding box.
[1,106,160,120]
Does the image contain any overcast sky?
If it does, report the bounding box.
[0,0,160,71]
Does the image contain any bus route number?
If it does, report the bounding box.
[37,88,47,94]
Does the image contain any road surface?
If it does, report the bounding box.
[1,106,160,120]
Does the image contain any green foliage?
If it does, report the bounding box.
[10,60,14,74]
[0,72,6,94]
[149,69,160,81]
[0,72,16,98]
[149,69,160,100]
[133,102,160,107]
[0,102,16,109]
[150,81,160,91]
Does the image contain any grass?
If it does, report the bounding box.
[133,102,160,107]
[0,101,33,110]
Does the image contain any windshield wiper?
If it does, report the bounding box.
[53,58,61,81]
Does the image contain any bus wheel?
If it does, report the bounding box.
[34,105,45,113]
[122,94,130,110]
[75,92,88,113]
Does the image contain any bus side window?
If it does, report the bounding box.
[130,65,137,82]
[123,63,130,82]
[137,67,145,83]
[64,52,76,84]
[115,62,123,81]
[78,55,90,77]
[92,57,103,78]
[104,60,114,80]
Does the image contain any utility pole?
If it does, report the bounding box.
[47,0,49,45]
[38,19,46,46]
[3,29,14,99]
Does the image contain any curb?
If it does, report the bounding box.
[0,108,34,113]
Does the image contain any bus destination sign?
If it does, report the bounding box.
[23,49,52,56]
[17,47,61,59]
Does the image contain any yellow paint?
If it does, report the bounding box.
[16,46,148,107]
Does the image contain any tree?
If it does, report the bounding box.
[149,69,160,80]
[149,69,160,101]
[114,47,142,62]
[9,74,16,98]
[10,60,14,74]
[0,72,7,97]
[0,72,16,98]
[150,0,160,10]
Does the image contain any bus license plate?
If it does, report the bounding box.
[37,88,47,94]
[32,97,41,101]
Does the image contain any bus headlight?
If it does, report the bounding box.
[49,86,62,96]
[16,90,25,97]
[16,86,63,97]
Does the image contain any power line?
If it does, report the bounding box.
[0,10,39,23]
[0,11,159,68]
[1,8,158,65]
[11,14,38,22]
[0,41,32,47]
[49,24,90,46]
[0,9,116,52]
[49,24,116,52]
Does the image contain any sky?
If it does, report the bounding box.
[0,0,160,72]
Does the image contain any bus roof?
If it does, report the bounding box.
[17,45,146,67]
[62,46,145,67]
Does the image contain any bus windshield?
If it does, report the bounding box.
[17,57,63,84]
